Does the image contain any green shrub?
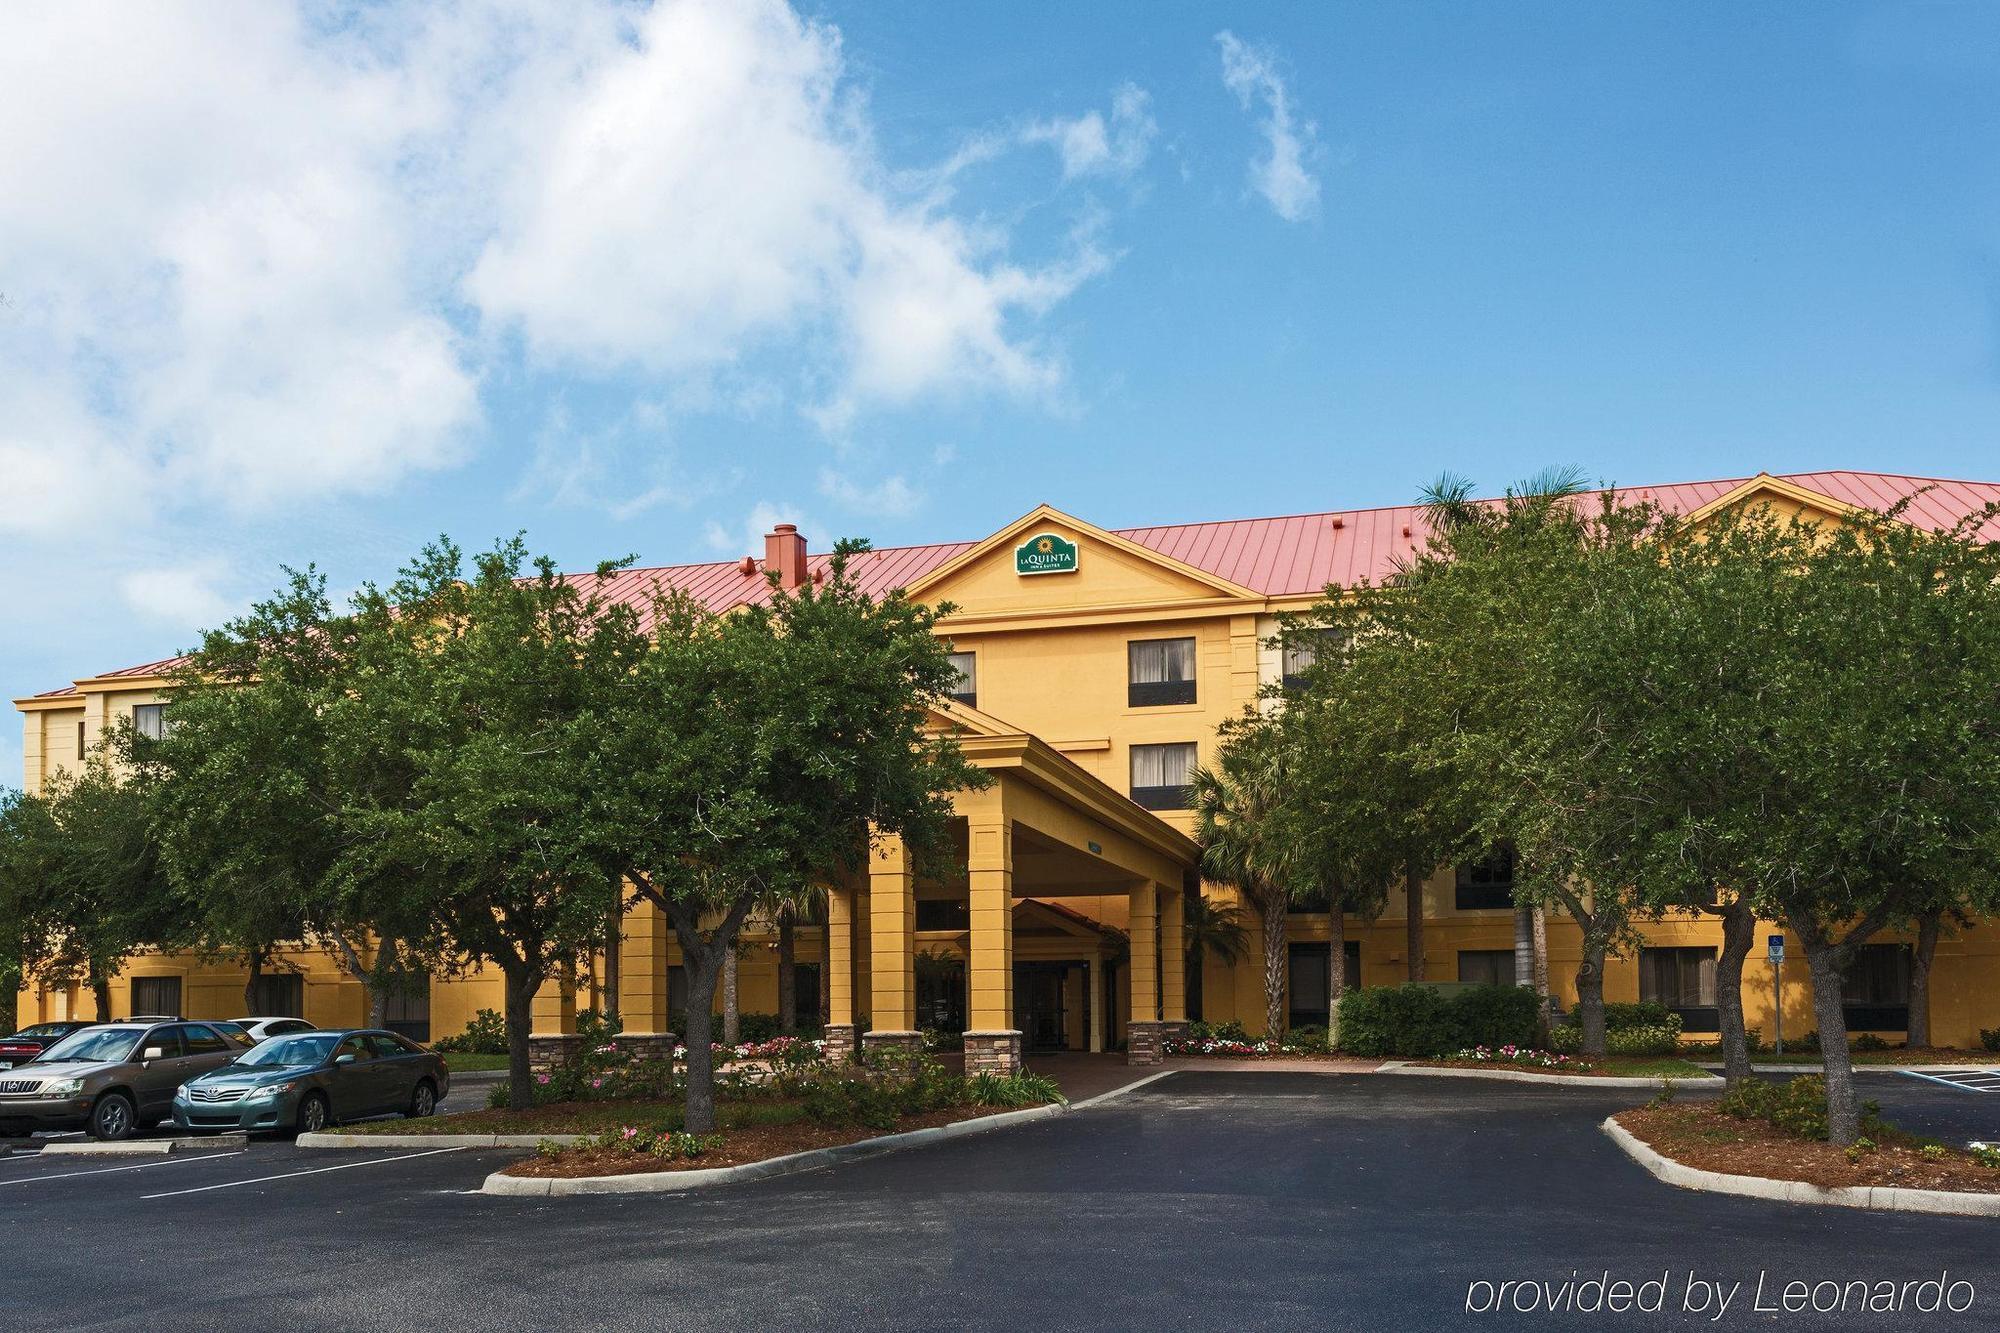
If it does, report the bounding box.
[1550,1008,1683,1056]
[921,1028,964,1053]
[1600,1001,1675,1032]
[1283,1024,1330,1055]
[1982,1029,2000,1053]
[1337,984,1457,1057]
[1970,1145,2000,1169]
[966,1071,1063,1108]
[1853,1032,1890,1053]
[1189,1019,1251,1043]
[1447,985,1540,1050]
[434,1008,509,1055]
[1718,1073,1885,1142]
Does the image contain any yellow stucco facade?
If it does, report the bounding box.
[16,479,2000,1059]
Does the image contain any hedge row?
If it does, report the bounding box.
[1336,983,1541,1057]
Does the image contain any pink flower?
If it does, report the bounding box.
[590,1078,603,1089]
[535,1073,550,1085]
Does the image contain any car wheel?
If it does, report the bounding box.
[296,1093,330,1135]
[89,1092,136,1141]
[407,1081,437,1119]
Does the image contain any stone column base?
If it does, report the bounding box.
[820,1023,858,1063]
[611,1032,678,1064]
[527,1033,584,1073]
[1160,1020,1189,1044]
[962,1030,1023,1076]
[1127,1020,1167,1066]
[861,1029,924,1061]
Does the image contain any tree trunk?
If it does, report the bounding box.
[777,909,797,1033]
[1261,895,1286,1039]
[1908,912,1941,1050]
[91,972,112,1022]
[1531,906,1551,1037]
[661,894,756,1135]
[329,931,386,1027]
[603,900,622,1023]
[1797,920,1863,1146]
[1328,906,1346,1048]
[242,947,266,1015]
[1575,936,1608,1059]
[1404,858,1425,981]
[722,941,740,1046]
[0,964,17,1038]
[1712,898,1757,1084]
[1513,902,1534,988]
[503,966,538,1112]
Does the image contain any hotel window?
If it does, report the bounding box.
[1457,949,1517,987]
[1454,845,1516,911]
[1130,742,1197,810]
[76,720,86,764]
[134,703,171,741]
[1842,943,1911,1032]
[1280,629,1343,692]
[1640,947,1719,1034]
[947,652,977,709]
[1128,637,1197,707]
[384,988,432,1042]
[249,973,305,1018]
[915,898,970,931]
[1287,941,1362,1029]
[130,976,182,1017]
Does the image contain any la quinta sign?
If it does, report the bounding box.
[1015,532,1079,576]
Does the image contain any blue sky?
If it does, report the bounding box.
[4,1,2000,782]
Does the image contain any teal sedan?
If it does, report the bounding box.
[173,1029,450,1135]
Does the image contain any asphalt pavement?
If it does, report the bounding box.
[3,1069,1995,1331]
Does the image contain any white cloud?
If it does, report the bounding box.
[1025,84,1156,180]
[818,468,921,518]
[1216,31,1321,223]
[117,560,237,631]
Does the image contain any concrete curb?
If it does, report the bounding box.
[41,1133,247,1156]
[1380,1062,1721,1090]
[1694,1061,2000,1075]
[479,1100,1072,1197]
[1601,1115,2000,1217]
[299,1131,587,1150]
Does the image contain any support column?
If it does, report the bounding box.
[964,785,1020,1076]
[528,969,580,1072]
[617,897,674,1052]
[1127,882,1163,1065]
[1087,955,1105,1053]
[823,881,857,1062]
[1160,881,1187,1030]
[864,833,921,1056]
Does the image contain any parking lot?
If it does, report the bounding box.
[4,1068,1998,1331]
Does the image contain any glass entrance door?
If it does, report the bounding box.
[1014,964,1069,1051]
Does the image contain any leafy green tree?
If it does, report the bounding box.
[609,545,983,1133]
[0,787,57,1033]
[1183,891,1247,1022]
[1190,716,1294,1039]
[2,762,186,1019]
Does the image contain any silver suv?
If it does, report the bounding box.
[0,1022,248,1140]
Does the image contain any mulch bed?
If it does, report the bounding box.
[1616,1102,2000,1195]
[499,1106,1008,1178]
[343,1099,659,1136]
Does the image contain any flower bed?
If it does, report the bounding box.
[1443,1044,1593,1070]
[1409,1047,1712,1078]
[1615,1100,2000,1195]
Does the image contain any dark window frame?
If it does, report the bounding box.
[1456,949,1517,988]
[130,975,183,1018]
[946,651,977,709]
[1286,940,1361,1029]
[1130,742,1197,811]
[1454,846,1516,912]
[1127,637,1197,707]
[133,703,171,741]
[249,973,306,1019]
[1639,946,1720,1034]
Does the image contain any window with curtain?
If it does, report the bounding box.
[1280,629,1343,690]
[133,703,171,740]
[384,988,432,1041]
[1639,948,1717,1007]
[1287,941,1361,1027]
[131,976,182,1017]
[1842,943,1911,1031]
[946,652,977,707]
[1456,950,1516,987]
[249,973,305,1017]
[1127,638,1196,706]
[1129,742,1197,810]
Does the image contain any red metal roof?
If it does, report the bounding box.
[36,471,2000,696]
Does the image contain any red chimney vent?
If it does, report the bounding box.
[738,555,756,576]
[1330,517,1345,530]
[764,523,808,590]
[1402,526,1412,538]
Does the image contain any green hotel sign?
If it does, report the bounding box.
[1015,532,1079,576]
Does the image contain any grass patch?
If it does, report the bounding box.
[1728,1048,1996,1067]
[441,1052,513,1073]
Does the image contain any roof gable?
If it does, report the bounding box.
[904,504,1261,616]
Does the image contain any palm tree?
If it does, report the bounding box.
[1190,719,1295,1040]
[1184,891,1247,1022]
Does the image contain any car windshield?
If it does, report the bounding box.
[236,1034,340,1068]
[15,1024,74,1039]
[38,1028,140,1063]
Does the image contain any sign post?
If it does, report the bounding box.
[1767,934,1786,1056]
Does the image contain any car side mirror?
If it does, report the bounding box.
[141,1047,163,1062]
[334,1053,357,1066]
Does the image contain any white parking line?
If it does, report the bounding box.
[140,1146,464,1200]
[0,1154,224,1187]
